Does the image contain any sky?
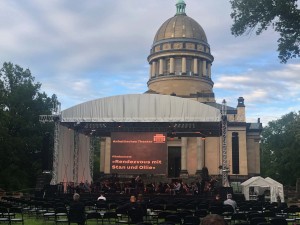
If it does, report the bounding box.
[0,0,299,126]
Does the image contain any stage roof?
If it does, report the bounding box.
[61,94,221,123]
[58,94,222,137]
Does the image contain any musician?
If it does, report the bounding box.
[201,166,215,195]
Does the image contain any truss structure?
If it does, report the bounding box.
[89,136,95,180]
[39,101,61,184]
[51,121,60,184]
[221,99,230,187]
[73,130,79,184]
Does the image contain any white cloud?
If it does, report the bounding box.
[0,0,298,122]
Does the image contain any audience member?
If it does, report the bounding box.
[68,193,86,225]
[97,192,106,201]
[223,193,237,213]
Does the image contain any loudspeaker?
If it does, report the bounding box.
[42,132,52,171]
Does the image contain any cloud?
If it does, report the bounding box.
[0,0,298,125]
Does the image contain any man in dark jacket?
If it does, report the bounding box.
[68,193,86,225]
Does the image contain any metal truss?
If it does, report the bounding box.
[221,100,230,187]
[73,130,79,184]
[51,121,60,184]
[89,136,95,180]
[39,101,61,185]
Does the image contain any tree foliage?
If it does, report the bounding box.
[0,62,57,191]
[261,111,300,185]
[230,0,300,63]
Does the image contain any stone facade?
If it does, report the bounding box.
[99,0,262,180]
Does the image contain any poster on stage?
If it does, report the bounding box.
[110,132,167,174]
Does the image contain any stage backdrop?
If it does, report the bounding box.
[111,132,167,174]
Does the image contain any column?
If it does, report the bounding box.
[149,63,152,79]
[152,61,156,77]
[193,58,198,75]
[202,60,207,76]
[159,59,164,75]
[207,63,211,78]
[195,137,204,175]
[182,57,186,75]
[180,137,188,177]
[170,57,175,74]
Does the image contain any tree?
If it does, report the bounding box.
[0,62,57,191]
[230,0,300,63]
[261,112,300,185]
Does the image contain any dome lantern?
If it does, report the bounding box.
[176,0,186,15]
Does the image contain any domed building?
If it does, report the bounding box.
[144,0,262,178]
[49,0,262,187]
[147,0,215,102]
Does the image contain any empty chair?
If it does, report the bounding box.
[270,217,288,225]
[165,205,177,212]
[248,212,264,221]
[136,223,153,225]
[250,217,267,225]
[165,214,182,225]
[54,207,69,224]
[183,215,200,225]
[102,211,118,225]
[194,209,208,218]
[159,222,176,225]
[177,211,193,219]
[152,204,164,212]
[85,212,102,225]
[230,213,247,224]
[209,206,223,215]
[157,212,172,224]
[0,206,10,224]
[9,207,24,225]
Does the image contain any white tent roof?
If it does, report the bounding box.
[61,94,222,123]
[241,176,271,187]
[265,177,282,187]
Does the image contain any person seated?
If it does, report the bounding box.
[223,194,237,213]
[173,181,181,195]
[97,192,106,201]
[68,193,86,225]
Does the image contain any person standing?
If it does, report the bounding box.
[68,193,86,225]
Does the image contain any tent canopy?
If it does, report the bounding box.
[241,176,284,202]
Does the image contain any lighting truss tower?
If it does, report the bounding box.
[89,136,95,180]
[39,100,61,184]
[221,99,230,187]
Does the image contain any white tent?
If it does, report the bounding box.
[241,176,284,202]
[265,177,284,203]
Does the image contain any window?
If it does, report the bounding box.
[232,132,239,174]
